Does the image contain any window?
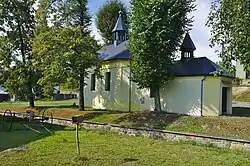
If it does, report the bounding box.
[184,52,190,58]
[118,31,124,41]
[105,72,111,91]
[90,74,96,91]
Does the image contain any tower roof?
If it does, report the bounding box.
[180,33,196,51]
[112,11,127,32]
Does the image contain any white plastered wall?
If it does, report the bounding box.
[84,60,154,112]
[160,77,202,116]
[84,61,233,116]
[160,76,233,116]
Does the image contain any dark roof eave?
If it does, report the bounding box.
[101,58,130,62]
[174,73,234,78]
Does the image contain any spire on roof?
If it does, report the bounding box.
[113,11,128,46]
[112,11,127,32]
[180,33,196,51]
[180,33,196,61]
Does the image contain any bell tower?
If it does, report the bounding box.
[112,11,128,46]
[180,33,196,60]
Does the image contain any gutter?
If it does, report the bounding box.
[201,76,207,116]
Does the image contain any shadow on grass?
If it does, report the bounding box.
[36,104,79,110]
[81,110,128,121]
[112,111,183,129]
[232,107,250,117]
[0,115,66,152]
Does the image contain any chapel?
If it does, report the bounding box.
[84,12,234,116]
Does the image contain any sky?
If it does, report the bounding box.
[88,0,220,62]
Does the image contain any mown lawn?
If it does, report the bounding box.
[1,100,250,140]
[1,125,250,166]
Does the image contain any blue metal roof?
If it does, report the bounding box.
[174,57,234,78]
[97,41,233,78]
[98,40,129,61]
[112,11,127,32]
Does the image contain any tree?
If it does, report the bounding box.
[33,0,100,111]
[216,60,235,76]
[96,0,128,44]
[207,0,250,73]
[130,0,195,112]
[0,0,37,107]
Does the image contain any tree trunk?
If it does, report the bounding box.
[153,86,162,112]
[79,72,85,111]
[28,70,35,107]
[29,94,35,107]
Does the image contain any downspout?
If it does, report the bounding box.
[201,76,207,116]
[128,59,132,113]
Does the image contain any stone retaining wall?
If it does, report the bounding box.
[52,118,250,152]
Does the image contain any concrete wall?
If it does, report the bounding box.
[84,61,233,116]
[236,60,246,79]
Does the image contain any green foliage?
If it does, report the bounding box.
[33,0,100,110]
[33,27,99,96]
[50,0,91,32]
[130,0,195,89]
[35,0,50,33]
[96,0,128,44]
[216,60,236,76]
[130,0,195,111]
[0,0,37,106]
[207,0,250,71]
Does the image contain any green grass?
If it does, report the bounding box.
[1,100,250,140]
[0,99,78,107]
[1,126,250,166]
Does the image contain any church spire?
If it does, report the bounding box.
[113,11,127,46]
[180,33,196,60]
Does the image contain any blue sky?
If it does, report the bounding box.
[88,0,219,62]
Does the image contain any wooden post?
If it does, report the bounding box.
[76,123,80,155]
[72,115,83,155]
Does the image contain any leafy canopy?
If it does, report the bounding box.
[33,0,100,110]
[130,0,195,89]
[207,0,250,73]
[0,0,38,104]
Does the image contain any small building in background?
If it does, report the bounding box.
[0,85,10,102]
[53,85,77,100]
[235,61,250,85]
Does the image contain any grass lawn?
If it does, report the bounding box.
[1,100,250,140]
[233,87,250,102]
[1,124,250,166]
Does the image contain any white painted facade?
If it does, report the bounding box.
[84,61,233,116]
